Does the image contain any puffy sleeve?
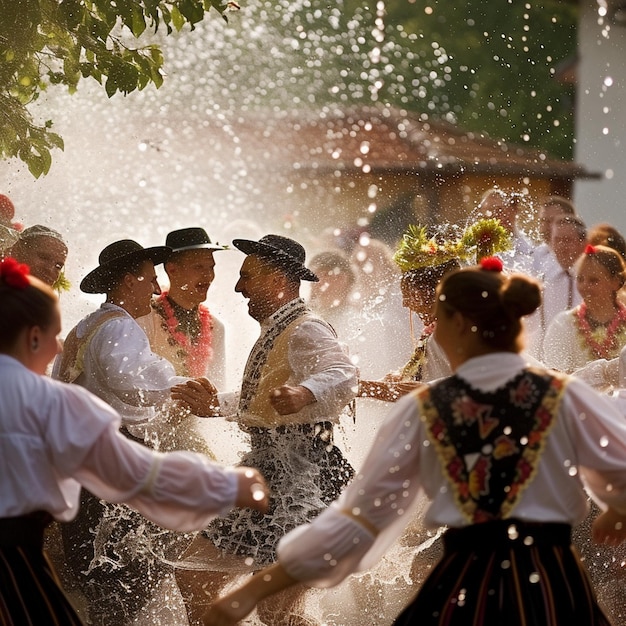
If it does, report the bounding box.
[89,317,186,405]
[561,378,626,515]
[43,380,238,529]
[287,319,357,416]
[74,429,238,531]
[277,391,424,586]
[543,310,580,372]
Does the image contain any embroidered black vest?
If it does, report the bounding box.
[417,367,567,523]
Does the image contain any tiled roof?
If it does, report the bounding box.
[227,105,598,180]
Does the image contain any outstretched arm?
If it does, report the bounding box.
[203,563,297,626]
[592,507,626,547]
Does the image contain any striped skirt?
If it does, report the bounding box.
[0,512,82,626]
[394,518,613,626]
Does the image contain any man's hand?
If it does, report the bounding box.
[171,378,220,417]
[592,507,626,547]
[269,384,315,415]
[233,467,269,513]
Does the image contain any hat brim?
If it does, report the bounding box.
[233,238,318,282]
[170,242,227,253]
[80,246,171,294]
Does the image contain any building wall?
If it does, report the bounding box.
[575,0,626,235]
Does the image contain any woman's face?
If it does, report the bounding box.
[576,257,621,310]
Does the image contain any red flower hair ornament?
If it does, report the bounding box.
[0,257,31,289]
[479,256,504,272]
[584,244,597,255]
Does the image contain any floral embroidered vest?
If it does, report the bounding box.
[416,367,567,523]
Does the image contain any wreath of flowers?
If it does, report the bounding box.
[393,218,512,273]
[576,302,626,360]
[0,256,30,289]
[459,218,512,263]
[157,292,213,377]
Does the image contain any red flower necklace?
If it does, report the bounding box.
[576,301,626,360]
[157,292,213,377]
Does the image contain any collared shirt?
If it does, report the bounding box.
[0,355,237,525]
[218,298,357,424]
[525,259,583,360]
[276,352,626,586]
[53,303,187,427]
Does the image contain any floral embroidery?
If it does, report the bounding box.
[575,302,626,360]
[418,368,567,523]
[155,292,213,377]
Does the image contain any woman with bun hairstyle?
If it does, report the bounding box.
[204,258,626,626]
[0,257,268,625]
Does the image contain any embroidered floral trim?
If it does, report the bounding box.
[417,368,567,524]
[575,302,626,360]
[156,292,213,377]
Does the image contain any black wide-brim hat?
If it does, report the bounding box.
[166,227,227,253]
[232,234,319,282]
[80,239,171,294]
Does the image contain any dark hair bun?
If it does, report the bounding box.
[501,274,541,318]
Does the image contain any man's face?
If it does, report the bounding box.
[539,204,565,244]
[235,255,284,322]
[14,236,68,287]
[551,222,586,270]
[128,260,161,317]
[167,249,216,305]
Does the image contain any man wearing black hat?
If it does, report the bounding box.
[138,228,226,383]
[53,239,205,625]
[174,234,358,625]
[137,227,226,455]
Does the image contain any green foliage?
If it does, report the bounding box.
[360,0,579,160]
[0,0,229,177]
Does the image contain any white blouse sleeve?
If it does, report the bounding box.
[561,378,626,515]
[73,423,238,531]
[543,310,579,372]
[277,391,424,586]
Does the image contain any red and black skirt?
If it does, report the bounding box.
[394,518,613,626]
[0,511,82,626]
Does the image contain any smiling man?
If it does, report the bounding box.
[52,238,199,625]
[138,227,226,387]
[173,233,358,626]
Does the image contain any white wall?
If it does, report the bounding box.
[575,0,626,235]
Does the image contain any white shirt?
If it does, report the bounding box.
[277,353,626,587]
[137,306,226,389]
[219,299,357,424]
[53,303,187,428]
[0,355,237,528]
[526,260,582,359]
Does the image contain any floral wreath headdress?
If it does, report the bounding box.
[393,218,512,273]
